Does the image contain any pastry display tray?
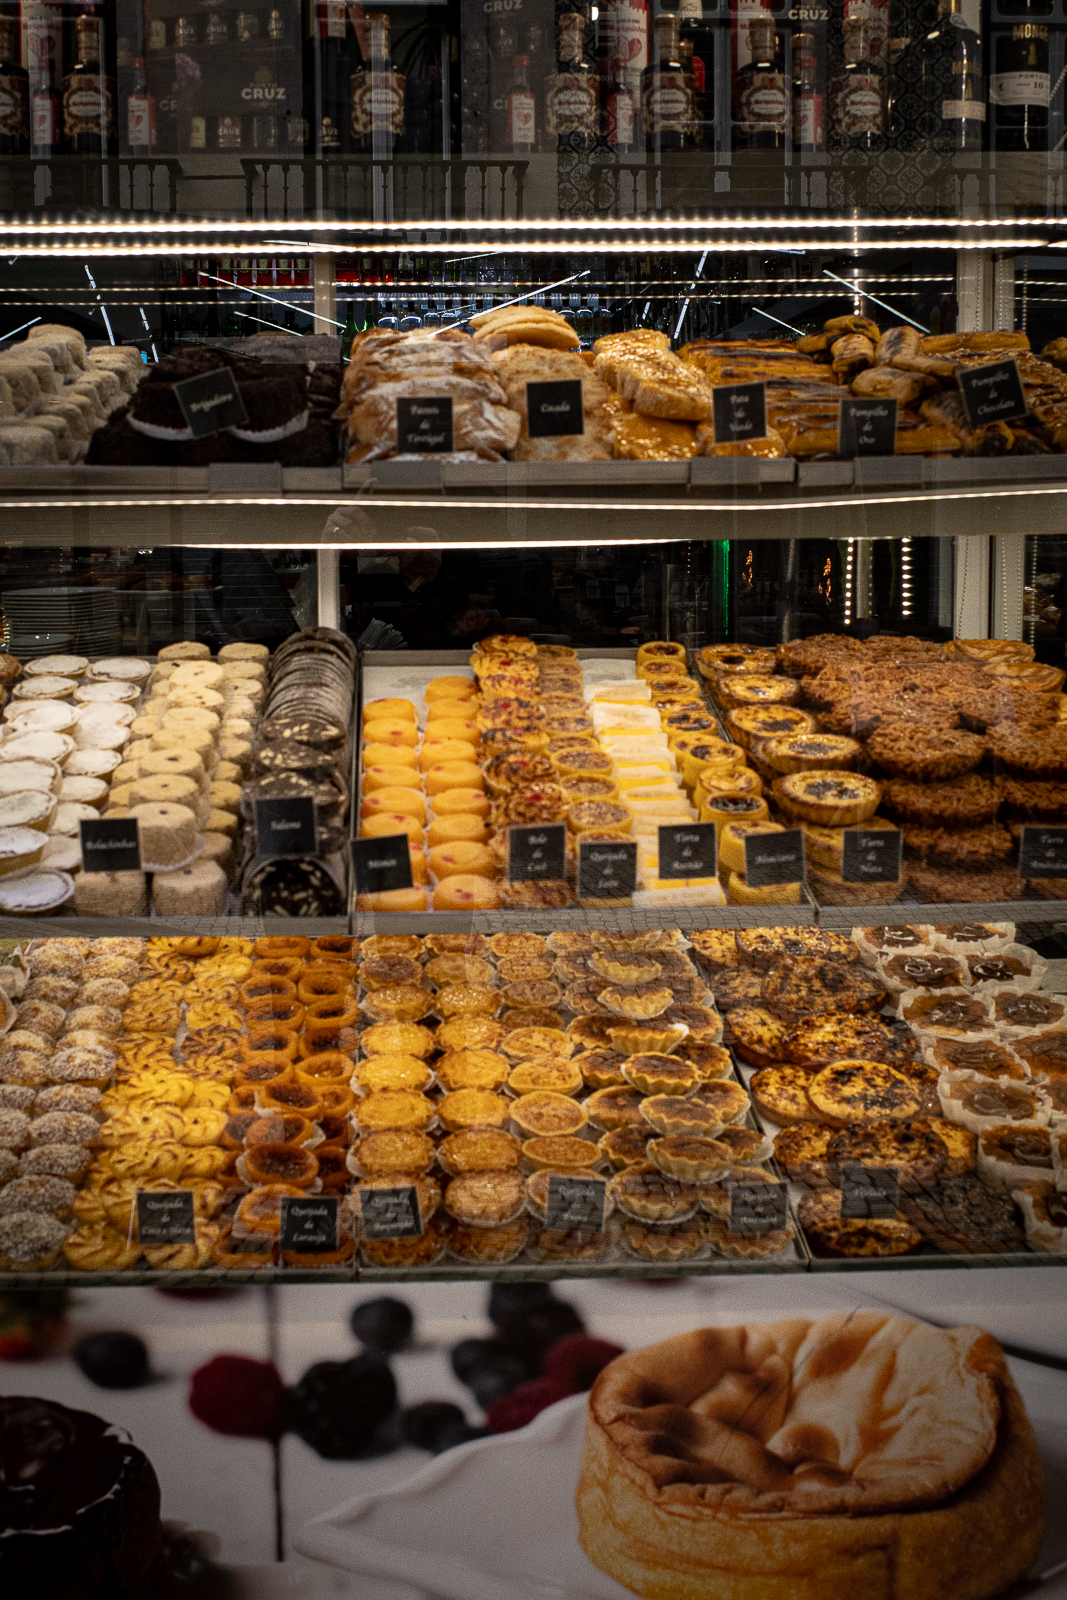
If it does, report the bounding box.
[294,1387,1067,1600]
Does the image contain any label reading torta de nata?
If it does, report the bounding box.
[841,826,902,884]
[173,366,249,439]
[526,379,585,439]
[578,838,637,899]
[136,1189,196,1246]
[957,359,1028,427]
[1019,825,1067,879]
[712,381,767,443]
[255,797,317,859]
[839,396,897,457]
[840,1162,899,1220]
[351,833,414,895]
[507,822,566,882]
[280,1195,339,1253]
[396,396,454,453]
[657,822,717,881]
[359,1184,423,1241]
[728,1182,788,1236]
[545,1174,607,1233]
[744,827,806,888]
[80,816,141,873]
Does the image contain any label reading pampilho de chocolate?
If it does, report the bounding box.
[657,821,717,880]
[839,1163,900,1220]
[839,396,897,457]
[255,797,317,858]
[841,827,903,885]
[577,838,638,899]
[526,379,585,438]
[351,833,414,895]
[280,1195,340,1253]
[80,816,141,873]
[712,380,767,442]
[507,822,566,882]
[728,1182,788,1236]
[136,1189,196,1246]
[396,396,454,453]
[544,1174,607,1233]
[1019,825,1067,879]
[743,827,806,888]
[173,365,249,439]
[358,1184,423,1241]
[957,358,1028,427]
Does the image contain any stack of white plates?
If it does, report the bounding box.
[2,586,123,660]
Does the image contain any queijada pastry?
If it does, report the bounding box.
[576,1314,1043,1600]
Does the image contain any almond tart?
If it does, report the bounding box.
[351,1129,436,1176]
[435,1015,507,1053]
[501,1004,564,1032]
[618,1215,706,1261]
[807,1061,922,1128]
[735,926,856,966]
[436,1048,510,1092]
[360,984,433,1023]
[598,1125,654,1170]
[522,1134,604,1172]
[352,1054,433,1094]
[359,1023,436,1060]
[526,1222,613,1263]
[646,1134,732,1183]
[585,1086,647,1130]
[507,1058,583,1097]
[525,1167,611,1221]
[435,984,499,1019]
[443,1168,527,1227]
[425,954,495,989]
[436,1127,522,1175]
[510,1090,588,1138]
[609,1160,700,1221]
[703,1212,796,1260]
[355,1090,436,1133]
[639,1093,726,1138]
[621,1053,699,1097]
[697,1164,779,1218]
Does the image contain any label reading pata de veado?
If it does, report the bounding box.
[351,833,415,895]
[743,827,806,889]
[526,379,585,439]
[507,822,566,882]
[173,366,249,440]
[712,380,767,442]
[396,396,454,453]
[254,797,317,859]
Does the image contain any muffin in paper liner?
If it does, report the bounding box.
[965,944,1047,994]
[898,986,994,1038]
[977,1124,1056,1189]
[930,922,1017,959]
[1013,1180,1067,1251]
[850,924,935,969]
[938,1073,1051,1134]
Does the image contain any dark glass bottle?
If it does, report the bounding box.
[830,17,886,149]
[306,0,350,154]
[679,1,714,149]
[642,7,691,152]
[350,11,405,153]
[126,55,155,151]
[31,57,61,155]
[889,0,984,152]
[488,15,519,150]
[990,21,1048,150]
[606,51,636,150]
[63,14,117,154]
[792,30,823,150]
[732,10,788,149]
[546,10,598,152]
[0,17,30,155]
[506,53,536,151]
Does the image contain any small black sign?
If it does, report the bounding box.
[728,1181,789,1237]
[359,1183,423,1241]
[255,797,317,858]
[657,822,717,881]
[545,1173,607,1233]
[712,381,767,443]
[280,1195,339,1253]
[957,358,1028,427]
[396,396,454,453]
[173,365,249,439]
[351,833,414,895]
[136,1188,196,1246]
[841,827,903,885]
[1019,825,1067,879]
[507,822,566,882]
[840,1163,900,1220]
[526,379,585,438]
[80,816,141,873]
[744,827,806,888]
[577,838,638,900]
[839,397,897,457]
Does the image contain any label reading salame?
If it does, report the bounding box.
[254,797,317,858]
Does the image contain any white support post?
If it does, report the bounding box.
[993,254,1015,332]
[954,535,991,639]
[317,548,341,630]
[992,535,1026,640]
[956,250,993,333]
[312,253,336,336]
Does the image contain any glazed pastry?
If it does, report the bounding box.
[749,1065,816,1126]
[724,1006,787,1068]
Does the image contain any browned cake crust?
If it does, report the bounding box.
[882,775,1002,829]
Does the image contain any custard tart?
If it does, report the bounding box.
[435,984,499,1019]
[703,1214,796,1259]
[807,1061,921,1129]
[680,1042,732,1081]
[750,1065,815,1127]
[501,1005,564,1032]
[444,1168,527,1227]
[773,1121,834,1188]
[661,1003,721,1042]
[826,1117,946,1192]
[507,1058,584,1097]
[589,950,665,984]
[445,1216,529,1262]
[598,1125,654,1170]
[437,1089,511,1132]
[606,1020,689,1056]
[436,1126,522,1174]
[522,1134,603,1172]
[715,1124,773,1164]
[621,1053,699,1097]
[353,1128,436,1176]
[924,1118,977,1178]
[435,1049,510,1092]
[501,1025,574,1061]
[359,1024,434,1064]
[425,954,495,990]
[510,1090,588,1138]
[352,1054,433,1094]
[784,1011,917,1071]
[598,982,674,1020]
[725,1005,787,1069]
[762,959,885,1021]
[773,770,881,826]
[585,1086,647,1130]
[435,1015,507,1053]
[574,1048,629,1090]
[424,933,490,957]
[640,1094,725,1138]
[361,934,424,960]
[619,1216,705,1261]
[360,984,433,1024]
[489,931,548,961]
[646,1134,732,1183]
[355,1089,436,1133]
[609,1160,700,1222]
[568,1015,618,1050]
[708,968,766,1012]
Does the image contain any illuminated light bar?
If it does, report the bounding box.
[0,238,1050,259]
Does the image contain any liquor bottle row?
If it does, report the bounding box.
[0,0,1059,160]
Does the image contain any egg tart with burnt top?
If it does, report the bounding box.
[726,1005,788,1069]
[574,1048,629,1090]
[773,1121,834,1188]
[621,1053,699,1097]
[598,1124,654,1170]
[784,1012,917,1071]
[807,1061,922,1129]
[761,959,885,1021]
[735,927,857,967]
[679,1042,732,1081]
[750,1065,816,1127]
[896,1171,1026,1253]
[826,1117,946,1192]
[773,771,881,827]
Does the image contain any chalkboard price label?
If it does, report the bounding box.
[840,1163,900,1220]
[351,833,414,895]
[526,379,585,438]
[280,1196,339,1253]
[358,1184,423,1241]
[657,822,717,881]
[507,822,566,882]
[80,816,141,873]
[744,827,806,888]
[712,381,767,442]
[839,397,897,457]
[174,365,249,438]
[136,1189,196,1246]
[1019,825,1067,879]
[255,797,317,859]
[841,827,903,885]
[728,1182,789,1237]
[545,1174,607,1233]
[396,396,454,453]
[578,838,637,900]
[957,359,1028,427]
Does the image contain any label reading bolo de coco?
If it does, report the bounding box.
[507,822,566,882]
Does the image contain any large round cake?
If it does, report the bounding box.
[576,1314,1044,1600]
[1,1396,165,1598]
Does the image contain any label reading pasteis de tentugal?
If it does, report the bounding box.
[507,822,566,882]
[396,396,454,453]
[712,380,766,442]
[80,816,141,873]
[136,1188,196,1246]
[841,826,902,884]
[728,1181,788,1236]
[255,797,317,858]
[578,838,637,899]
[359,1184,423,1241]
[351,833,414,895]
[1019,825,1067,879]
[545,1173,606,1233]
[173,366,249,439]
[280,1195,339,1253]
[526,379,585,438]
[957,358,1028,427]
[839,1163,899,1220]
[744,827,806,888]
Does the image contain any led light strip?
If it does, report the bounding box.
[0,214,1059,236]
[1,238,1050,258]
